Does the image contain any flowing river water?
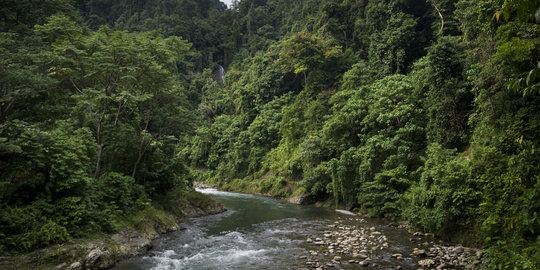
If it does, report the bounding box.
[113,188,480,270]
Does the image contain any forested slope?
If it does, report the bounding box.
[184,0,540,268]
[0,0,227,256]
[0,0,539,269]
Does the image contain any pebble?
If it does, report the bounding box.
[302,218,485,270]
[359,260,369,266]
[391,253,403,260]
[418,259,435,267]
[352,253,368,259]
[413,248,426,256]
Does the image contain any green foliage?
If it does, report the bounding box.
[496,0,540,23]
[368,12,417,73]
[129,206,176,235]
[0,4,197,251]
[411,36,473,149]
[485,238,540,270]
[0,0,77,33]
[0,201,69,250]
[404,143,478,236]
[95,172,148,212]
[2,1,540,267]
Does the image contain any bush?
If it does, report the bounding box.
[0,201,70,250]
[403,143,478,237]
[95,172,148,211]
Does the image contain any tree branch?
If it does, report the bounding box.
[429,0,444,35]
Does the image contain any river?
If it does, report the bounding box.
[113,188,476,270]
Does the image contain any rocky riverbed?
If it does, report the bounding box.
[298,217,485,270]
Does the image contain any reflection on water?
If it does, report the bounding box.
[113,188,419,270]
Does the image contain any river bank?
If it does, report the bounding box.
[198,182,488,269]
[108,188,488,270]
[0,190,226,270]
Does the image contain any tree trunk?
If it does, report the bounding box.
[94,114,104,178]
[132,121,150,179]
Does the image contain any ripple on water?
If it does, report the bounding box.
[146,218,322,270]
[115,190,467,270]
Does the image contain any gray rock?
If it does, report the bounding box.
[353,253,368,259]
[287,195,305,204]
[54,263,67,270]
[85,248,104,265]
[359,260,369,266]
[67,262,81,270]
[436,263,447,269]
[453,246,464,254]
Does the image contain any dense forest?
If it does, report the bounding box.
[0,0,539,268]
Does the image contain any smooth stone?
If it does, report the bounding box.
[353,253,368,259]
[413,248,426,256]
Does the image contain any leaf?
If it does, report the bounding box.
[493,10,502,21]
[525,69,533,85]
[293,63,308,74]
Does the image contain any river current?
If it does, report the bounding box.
[113,189,434,270]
